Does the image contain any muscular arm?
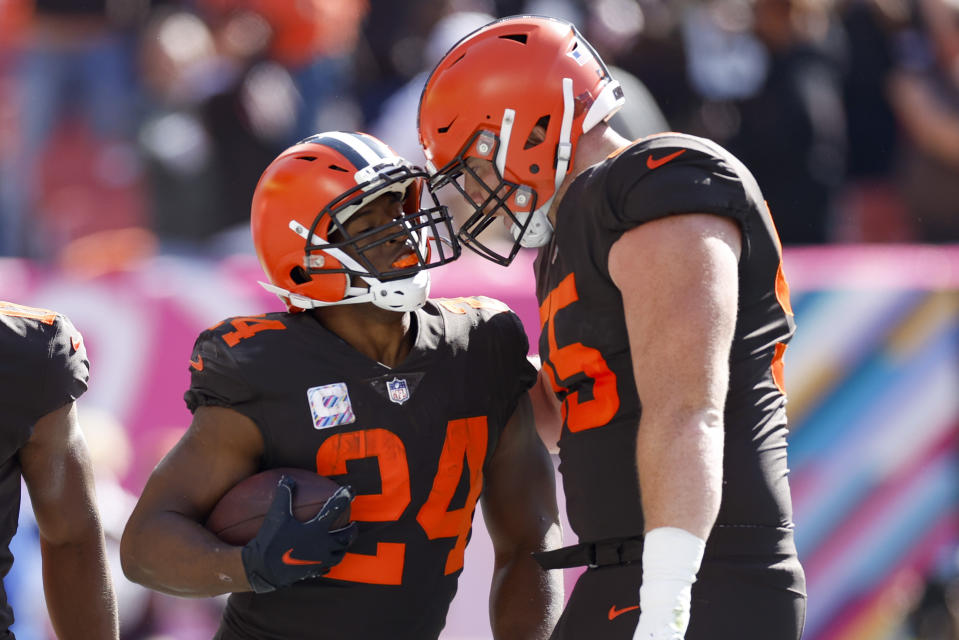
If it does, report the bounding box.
[19,401,119,640]
[608,213,741,540]
[120,405,263,596]
[482,393,563,640]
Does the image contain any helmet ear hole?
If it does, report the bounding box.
[524,115,550,149]
[290,266,311,284]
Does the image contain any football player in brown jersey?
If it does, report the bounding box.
[120,131,562,639]
[0,302,119,639]
[418,15,806,640]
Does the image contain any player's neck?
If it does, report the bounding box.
[311,306,414,368]
[547,124,632,226]
[574,124,632,173]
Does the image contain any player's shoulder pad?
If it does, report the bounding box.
[609,132,739,177]
[0,301,83,363]
[432,296,514,323]
[431,296,529,359]
[0,301,89,397]
[189,311,291,370]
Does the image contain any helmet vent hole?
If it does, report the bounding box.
[290,266,311,284]
[328,164,350,172]
[296,156,317,162]
[524,116,550,149]
[499,34,528,45]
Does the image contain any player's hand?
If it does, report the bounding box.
[241,476,358,593]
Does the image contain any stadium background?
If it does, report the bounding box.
[2,0,959,638]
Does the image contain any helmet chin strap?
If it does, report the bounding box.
[259,264,430,313]
[509,77,574,249]
[263,221,430,312]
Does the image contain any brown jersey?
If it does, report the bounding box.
[535,133,797,547]
[0,302,89,636]
[185,298,535,640]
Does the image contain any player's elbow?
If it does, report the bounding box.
[119,518,150,586]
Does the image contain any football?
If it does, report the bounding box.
[205,467,351,546]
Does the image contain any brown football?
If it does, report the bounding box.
[205,467,351,546]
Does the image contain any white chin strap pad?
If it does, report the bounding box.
[259,272,429,313]
[511,209,554,248]
[362,270,430,312]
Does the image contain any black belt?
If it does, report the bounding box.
[533,525,798,571]
[533,534,645,570]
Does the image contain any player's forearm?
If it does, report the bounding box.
[636,408,724,539]
[40,531,119,640]
[490,545,563,640]
[120,511,251,597]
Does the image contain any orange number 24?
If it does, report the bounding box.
[315,417,488,585]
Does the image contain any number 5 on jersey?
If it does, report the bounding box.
[539,273,620,432]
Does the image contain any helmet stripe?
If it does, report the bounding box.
[313,132,385,170]
[354,133,395,159]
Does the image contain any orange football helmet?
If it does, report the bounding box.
[251,131,459,311]
[418,15,624,265]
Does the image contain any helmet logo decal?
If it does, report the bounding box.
[566,42,590,66]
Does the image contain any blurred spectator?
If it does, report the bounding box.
[0,0,149,259]
[833,0,915,242]
[886,0,959,242]
[138,1,368,254]
[138,5,285,250]
[370,9,498,162]
[356,0,454,125]
[904,548,959,640]
[612,1,700,134]
[196,0,368,138]
[684,0,848,245]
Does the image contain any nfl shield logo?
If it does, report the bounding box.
[386,377,410,405]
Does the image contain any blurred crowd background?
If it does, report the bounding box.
[1,0,959,638]
[2,0,959,265]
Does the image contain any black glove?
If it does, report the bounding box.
[241,476,358,593]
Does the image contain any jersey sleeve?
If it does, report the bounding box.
[483,301,537,427]
[183,328,257,413]
[36,313,89,416]
[603,137,757,233]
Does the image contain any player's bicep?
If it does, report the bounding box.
[481,393,560,553]
[130,406,264,524]
[19,401,99,545]
[608,213,741,413]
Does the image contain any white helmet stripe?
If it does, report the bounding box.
[354,132,395,159]
[320,131,388,168]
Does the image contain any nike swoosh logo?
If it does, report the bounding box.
[646,149,686,170]
[281,548,324,566]
[189,355,204,371]
[608,604,640,620]
[71,335,82,352]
